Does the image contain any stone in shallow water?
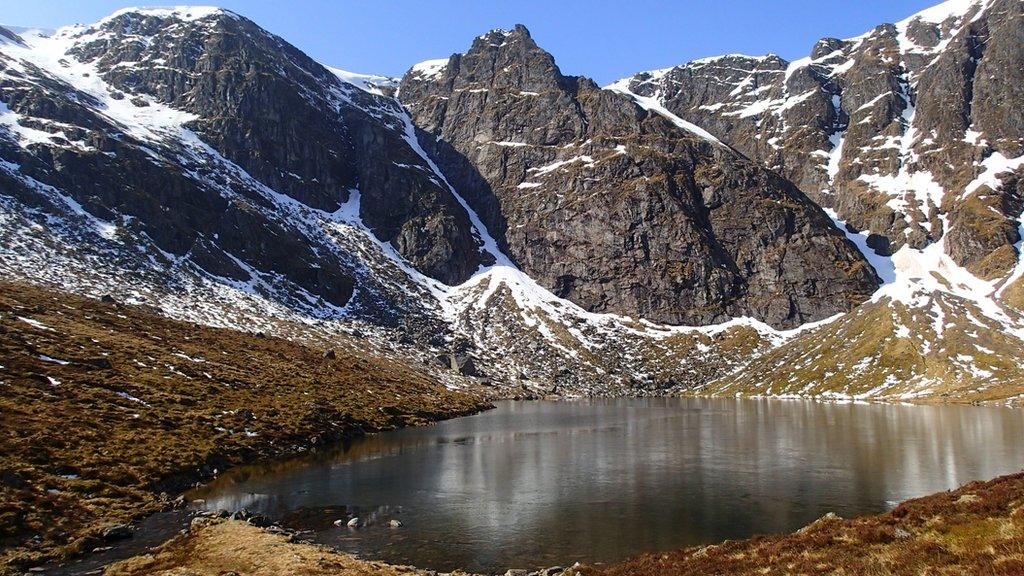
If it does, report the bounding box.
[101,523,132,540]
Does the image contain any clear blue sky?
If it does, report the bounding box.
[5,1,941,84]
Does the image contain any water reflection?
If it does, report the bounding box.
[191,398,1024,573]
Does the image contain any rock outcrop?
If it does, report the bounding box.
[399,25,878,328]
[617,0,1024,275]
[0,8,489,305]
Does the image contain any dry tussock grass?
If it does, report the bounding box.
[0,282,487,571]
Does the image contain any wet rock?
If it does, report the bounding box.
[436,354,455,370]
[101,523,132,540]
[1,470,27,489]
[455,354,480,377]
[247,513,272,527]
[388,519,403,528]
[893,527,912,540]
[798,511,842,534]
[346,517,360,528]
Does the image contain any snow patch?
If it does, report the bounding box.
[18,317,55,331]
[604,80,726,146]
[409,58,449,80]
[326,66,398,96]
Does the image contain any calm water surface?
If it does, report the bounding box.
[192,398,1024,573]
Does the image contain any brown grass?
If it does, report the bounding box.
[576,471,1024,576]
[0,281,489,571]
[104,518,466,576]
[1002,276,1024,313]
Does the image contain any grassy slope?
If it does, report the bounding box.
[0,282,488,570]
[582,471,1024,576]
[703,295,1024,404]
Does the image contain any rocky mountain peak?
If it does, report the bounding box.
[399,25,879,329]
[89,6,237,28]
[64,6,243,53]
[617,0,1023,274]
[474,23,533,45]
[448,23,568,96]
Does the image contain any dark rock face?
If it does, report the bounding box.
[399,26,878,328]
[0,9,486,300]
[0,39,353,306]
[619,0,1024,277]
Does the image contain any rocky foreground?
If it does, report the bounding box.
[94,472,1024,576]
[1,280,1022,575]
[0,282,489,572]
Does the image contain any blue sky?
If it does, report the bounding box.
[6,1,942,84]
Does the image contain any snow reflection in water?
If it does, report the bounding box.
[192,398,1024,573]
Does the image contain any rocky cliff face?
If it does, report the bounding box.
[399,25,878,328]
[0,7,488,305]
[614,0,1024,402]
[617,0,1024,277]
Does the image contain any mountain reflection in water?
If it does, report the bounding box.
[191,398,1024,573]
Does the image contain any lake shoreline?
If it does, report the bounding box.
[16,395,1024,576]
[91,468,1024,576]
[3,281,1020,575]
[0,282,492,574]
[151,398,1024,574]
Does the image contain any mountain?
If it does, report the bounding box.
[0,8,758,397]
[612,0,1024,400]
[398,25,877,329]
[0,1,1022,403]
[614,0,1023,268]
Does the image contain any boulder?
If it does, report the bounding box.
[101,523,132,540]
